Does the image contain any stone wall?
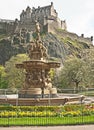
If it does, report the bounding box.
[55,29,93,45]
[0,22,14,34]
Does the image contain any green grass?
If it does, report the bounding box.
[0,34,7,40]
[0,116,94,126]
[79,90,94,96]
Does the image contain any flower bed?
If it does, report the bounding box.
[0,104,94,118]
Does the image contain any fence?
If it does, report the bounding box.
[0,103,94,126]
[0,89,94,126]
[0,88,94,96]
[57,88,94,96]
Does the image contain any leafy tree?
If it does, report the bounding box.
[59,47,94,91]
[49,68,55,80]
[5,54,29,91]
[59,57,86,91]
[0,65,8,89]
[81,48,94,88]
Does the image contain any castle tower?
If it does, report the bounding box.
[20,6,32,23]
[18,2,67,33]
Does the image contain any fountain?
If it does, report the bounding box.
[0,22,65,106]
[0,22,84,106]
[16,21,60,98]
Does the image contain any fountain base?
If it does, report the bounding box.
[18,88,58,98]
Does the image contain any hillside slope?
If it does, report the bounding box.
[0,30,93,65]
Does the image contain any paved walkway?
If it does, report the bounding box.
[0,125,94,130]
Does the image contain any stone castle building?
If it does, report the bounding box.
[0,2,67,34]
[0,2,93,44]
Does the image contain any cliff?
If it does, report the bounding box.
[0,29,93,65]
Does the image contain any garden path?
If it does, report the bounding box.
[0,125,94,130]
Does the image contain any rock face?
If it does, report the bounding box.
[0,2,93,65]
[0,30,93,65]
[0,39,26,65]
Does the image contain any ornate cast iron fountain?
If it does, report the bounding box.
[16,22,60,98]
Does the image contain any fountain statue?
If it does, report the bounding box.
[16,21,60,98]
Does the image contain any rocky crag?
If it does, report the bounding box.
[0,2,93,65]
[0,28,93,65]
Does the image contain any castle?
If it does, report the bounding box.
[0,2,93,44]
[0,2,67,34]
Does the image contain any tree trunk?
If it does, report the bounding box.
[75,81,80,93]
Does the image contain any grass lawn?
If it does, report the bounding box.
[0,116,94,126]
[79,90,94,96]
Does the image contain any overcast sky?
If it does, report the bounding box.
[0,0,94,38]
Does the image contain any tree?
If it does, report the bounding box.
[81,48,94,88]
[59,47,94,91]
[59,57,86,91]
[5,54,29,91]
[0,65,8,89]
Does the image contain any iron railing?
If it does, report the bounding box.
[0,104,94,126]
